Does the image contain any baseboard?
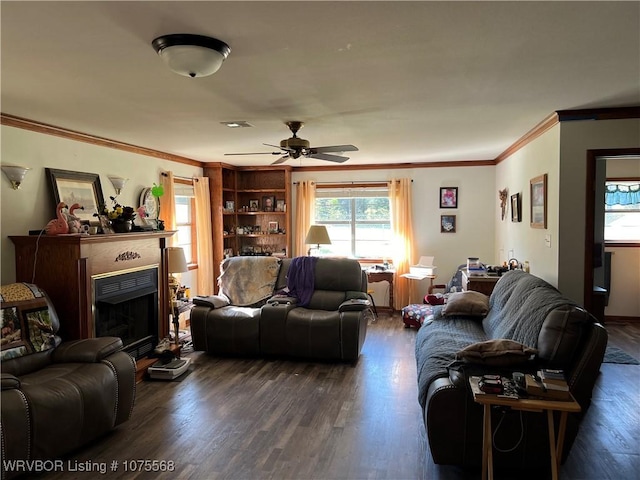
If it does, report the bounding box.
[605,315,640,323]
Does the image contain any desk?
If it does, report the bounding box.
[470,377,581,480]
[461,269,501,296]
[367,270,395,311]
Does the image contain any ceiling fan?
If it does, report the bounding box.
[225,121,358,164]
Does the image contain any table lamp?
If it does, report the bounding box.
[166,247,188,343]
[305,225,331,256]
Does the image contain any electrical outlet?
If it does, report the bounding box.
[545,234,551,248]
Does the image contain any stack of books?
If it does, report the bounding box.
[525,369,570,400]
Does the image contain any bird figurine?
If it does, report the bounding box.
[66,203,84,233]
[45,201,69,235]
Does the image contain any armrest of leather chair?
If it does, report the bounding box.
[52,337,123,363]
[339,298,371,312]
[1,373,21,390]
[192,295,231,309]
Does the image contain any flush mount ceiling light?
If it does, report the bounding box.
[152,34,231,78]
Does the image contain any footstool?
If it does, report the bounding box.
[401,304,434,329]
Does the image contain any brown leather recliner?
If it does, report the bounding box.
[1,283,136,479]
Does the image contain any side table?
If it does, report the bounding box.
[469,376,581,480]
[366,269,395,312]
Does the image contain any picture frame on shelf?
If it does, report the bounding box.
[440,215,456,233]
[530,174,547,229]
[224,200,235,212]
[275,199,285,212]
[268,221,279,233]
[439,187,458,209]
[262,195,276,212]
[511,193,521,222]
[45,168,104,223]
[97,215,114,234]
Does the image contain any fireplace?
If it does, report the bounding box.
[93,267,159,359]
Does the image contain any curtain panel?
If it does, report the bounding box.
[294,180,316,257]
[193,177,214,296]
[389,178,415,309]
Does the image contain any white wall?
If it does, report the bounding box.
[1,125,203,290]
[558,118,640,303]
[292,165,495,304]
[494,125,561,286]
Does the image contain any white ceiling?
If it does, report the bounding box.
[2,1,639,167]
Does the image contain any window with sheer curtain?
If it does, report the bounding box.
[314,185,391,258]
[174,182,197,266]
[604,180,640,241]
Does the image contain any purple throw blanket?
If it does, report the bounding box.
[287,256,318,307]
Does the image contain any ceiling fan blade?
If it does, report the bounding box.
[224,152,282,156]
[271,155,290,165]
[310,144,359,153]
[263,143,294,153]
[307,152,349,163]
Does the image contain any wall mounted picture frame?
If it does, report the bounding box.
[530,174,547,229]
[46,168,104,223]
[439,187,458,208]
[262,195,276,212]
[511,193,522,222]
[440,215,456,233]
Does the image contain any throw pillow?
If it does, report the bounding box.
[442,291,489,317]
[456,339,537,367]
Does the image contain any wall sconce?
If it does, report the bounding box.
[2,165,31,190]
[305,225,331,256]
[108,176,128,195]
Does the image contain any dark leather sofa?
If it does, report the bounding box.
[1,283,136,479]
[190,256,371,361]
[415,270,607,470]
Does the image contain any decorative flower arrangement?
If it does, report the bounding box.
[96,196,136,223]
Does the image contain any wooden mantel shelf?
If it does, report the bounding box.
[10,231,175,342]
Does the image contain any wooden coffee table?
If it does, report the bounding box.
[469,376,581,480]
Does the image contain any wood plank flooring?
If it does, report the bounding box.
[36,315,639,480]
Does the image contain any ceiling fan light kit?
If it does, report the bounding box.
[225,121,359,164]
[152,33,231,78]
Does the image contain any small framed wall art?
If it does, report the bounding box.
[530,174,547,229]
[440,215,456,233]
[511,193,521,222]
[439,187,458,209]
[46,168,104,223]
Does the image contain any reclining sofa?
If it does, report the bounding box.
[190,256,371,361]
[415,270,607,470]
[1,283,136,480]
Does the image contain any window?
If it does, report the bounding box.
[314,185,391,258]
[174,181,197,266]
[604,180,640,241]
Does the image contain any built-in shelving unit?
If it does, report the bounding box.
[203,164,291,288]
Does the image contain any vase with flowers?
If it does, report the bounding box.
[96,196,136,233]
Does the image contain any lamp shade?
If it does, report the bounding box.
[152,34,231,78]
[2,165,30,190]
[166,247,189,274]
[107,175,128,195]
[305,225,331,246]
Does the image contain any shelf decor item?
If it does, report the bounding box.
[262,195,275,212]
[530,174,547,229]
[511,193,522,222]
[97,196,136,233]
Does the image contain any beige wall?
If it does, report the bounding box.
[1,125,203,289]
[292,165,496,305]
[494,124,561,286]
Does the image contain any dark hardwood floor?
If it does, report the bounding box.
[37,315,639,480]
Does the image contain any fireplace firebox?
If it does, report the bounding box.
[94,267,159,359]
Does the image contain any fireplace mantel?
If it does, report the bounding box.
[10,231,175,341]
